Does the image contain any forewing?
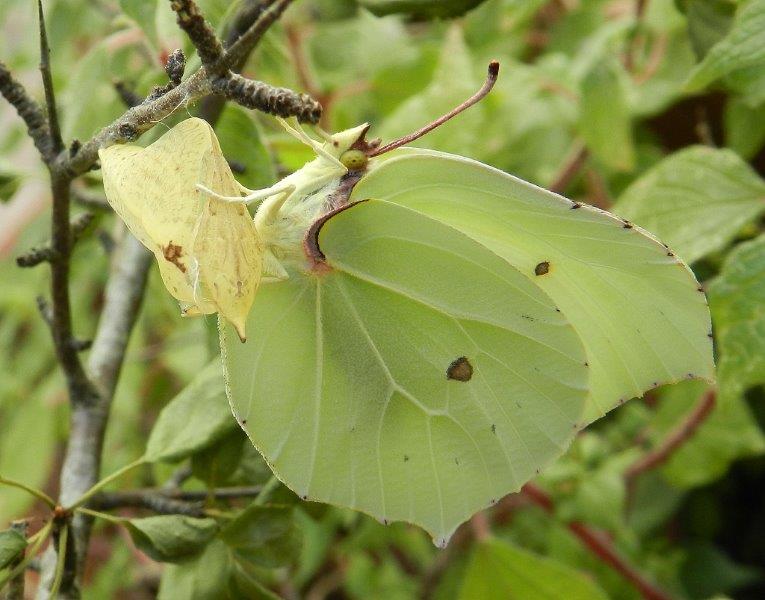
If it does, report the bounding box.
[100,118,262,328]
[100,120,215,311]
[222,200,588,543]
[191,122,263,340]
[352,150,714,422]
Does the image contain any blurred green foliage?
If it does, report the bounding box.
[1,0,765,598]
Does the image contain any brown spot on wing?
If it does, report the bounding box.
[447,356,473,382]
[162,242,186,273]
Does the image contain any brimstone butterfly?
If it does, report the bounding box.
[100,63,713,545]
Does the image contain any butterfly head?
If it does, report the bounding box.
[325,123,381,172]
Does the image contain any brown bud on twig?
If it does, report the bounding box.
[165,48,186,85]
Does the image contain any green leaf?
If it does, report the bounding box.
[613,146,765,264]
[214,105,276,191]
[707,235,765,459]
[118,0,159,46]
[458,538,609,600]
[685,0,765,92]
[125,516,219,563]
[0,385,58,524]
[358,0,489,19]
[158,539,231,600]
[352,150,714,424]
[191,430,246,487]
[229,562,283,599]
[0,162,20,203]
[144,361,236,463]
[157,536,283,599]
[220,504,301,569]
[579,59,635,171]
[61,42,122,142]
[680,542,762,598]
[223,199,589,544]
[0,529,26,570]
[725,97,765,159]
[684,0,736,59]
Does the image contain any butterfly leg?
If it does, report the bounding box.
[277,117,345,170]
[253,185,297,231]
[195,180,295,205]
[261,250,290,283]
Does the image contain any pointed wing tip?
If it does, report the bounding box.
[230,319,247,343]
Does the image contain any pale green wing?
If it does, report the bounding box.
[222,200,588,543]
[352,150,714,422]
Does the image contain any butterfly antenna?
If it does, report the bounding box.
[369,61,500,157]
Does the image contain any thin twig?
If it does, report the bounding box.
[72,186,112,211]
[113,81,144,108]
[625,389,716,483]
[0,62,53,160]
[92,493,204,518]
[0,476,57,508]
[197,0,272,125]
[221,0,293,72]
[47,169,99,406]
[161,464,193,491]
[16,246,57,268]
[91,485,266,517]
[584,167,612,209]
[549,143,588,194]
[522,483,672,600]
[16,212,94,268]
[170,0,225,73]
[37,0,63,155]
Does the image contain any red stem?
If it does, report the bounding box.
[625,389,716,482]
[522,483,673,600]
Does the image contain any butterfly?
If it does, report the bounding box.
[101,62,713,545]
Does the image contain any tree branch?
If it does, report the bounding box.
[16,212,94,268]
[91,485,267,517]
[220,0,292,73]
[37,0,62,155]
[38,236,151,598]
[522,483,672,600]
[198,0,276,125]
[0,62,53,160]
[63,0,318,177]
[170,0,225,73]
[625,389,717,483]
[47,171,99,408]
[113,81,144,108]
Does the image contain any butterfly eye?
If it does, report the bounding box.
[339,149,368,170]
